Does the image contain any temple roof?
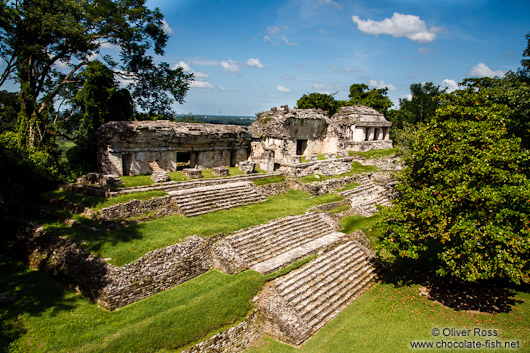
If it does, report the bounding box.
[331,106,392,127]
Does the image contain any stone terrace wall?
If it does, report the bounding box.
[280,157,355,178]
[98,195,181,221]
[256,182,290,197]
[7,225,216,310]
[288,174,368,196]
[182,312,262,353]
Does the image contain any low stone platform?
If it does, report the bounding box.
[168,181,266,217]
[339,175,391,216]
[212,213,342,274]
[257,239,381,345]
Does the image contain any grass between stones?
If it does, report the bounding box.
[0,256,265,353]
[348,148,397,159]
[297,162,378,183]
[119,167,261,188]
[51,190,343,266]
[252,175,286,186]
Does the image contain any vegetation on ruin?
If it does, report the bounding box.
[348,148,397,159]
[44,190,343,266]
[252,175,287,186]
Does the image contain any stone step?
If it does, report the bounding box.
[182,197,264,217]
[176,191,264,211]
[294,260,371,312]
[227,214,325,249]
[304,268,376,330]
[244,223,333,265]
[339,183,374,197]
[249,232,346,274]
[239,217,330,254]
[281,247,365,303]
[275,242,354,293]
[171,184,261,204]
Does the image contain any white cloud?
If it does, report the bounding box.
[318,0,342,10]
[246,58,265,69]
[469,62,505,78]
[263,35,280,46]
[276,85,291,93]
[190,81,214,89]
[266,26,281,35]
[317,28,329,35]
[313,83,334,91]
[194,72,210,78]
[352,13,437,43]
[369,79,396,91]
[99,42,120,51]
[177,61,193,73]
[281,36,299,47]
[417,47,431,54]
[161,19,173,35]
[329,65,360,73]
[191,59,219,67]
[55,59,70,70]
[221,59,240,74]
[442,79,460,92]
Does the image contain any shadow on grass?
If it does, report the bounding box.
[380,254,528,314]
[0,255,79,351]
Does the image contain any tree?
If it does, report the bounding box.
[517,31,530,81]
[347,83,393,115]
[0,0,192,151]
[0,90,19,133]
[66,60,133,173]
[379,83,530,284]
[296,92,340,116]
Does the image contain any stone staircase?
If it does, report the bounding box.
[257,240,380,346]
[168,181,266,217]
[213,213,346,274]
[340,175,391,216]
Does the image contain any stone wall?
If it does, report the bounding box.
[8,225,216,310]
[279,158,355,178]
[256,182,290,197]
[182,312,262,353]
[288,174,366,196]
[98,195,181,220]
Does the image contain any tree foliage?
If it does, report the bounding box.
[379,81,530,284]
[295,92,340,116]
[66,60,132,173]
[0,0,192,150]
[348,83,393,115]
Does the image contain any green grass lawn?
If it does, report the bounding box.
[252,175,286,186]
[348,148,397,159]
[119,167,257,188]
[0,256,265,353]
[245,282,530,353]
[50,190,343,266]
[298,162,378,183]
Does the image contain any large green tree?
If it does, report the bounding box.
[66,60,132,172]
[379,80,530,284]
[347,83,393,115]
[295,92,341,116]
[0,0,192,150]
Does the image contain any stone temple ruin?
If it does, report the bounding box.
[97,105,392,176]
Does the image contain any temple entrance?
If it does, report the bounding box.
[122,153,132,176]
[296,139,307,156]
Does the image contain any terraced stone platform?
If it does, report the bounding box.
[340,175,391,216]
[168,181,266,217]
[257,240,381,345]
[212,213,345,274]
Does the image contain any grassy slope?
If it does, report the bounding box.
[0,256,264,353]
[54,190,342,266]
[43,190,168,210]
[246,283,530,353]
[348,148,397,159]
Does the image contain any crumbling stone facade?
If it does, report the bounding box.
[97,105,392,176]
[98,121,252,176]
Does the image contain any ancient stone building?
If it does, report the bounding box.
[248,106,332,169]
[98,121,252,176]
[97,105,392,176]
[328,105,393,152]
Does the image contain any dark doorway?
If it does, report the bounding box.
[176,152,191,163]
[122,153,132,176]
[230,150,236,167]
[296,139,308,155]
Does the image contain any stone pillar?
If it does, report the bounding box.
[368,128,375,141]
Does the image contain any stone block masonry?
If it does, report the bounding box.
[8,225,217,310]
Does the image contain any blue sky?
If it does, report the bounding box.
[150,1,527,115]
